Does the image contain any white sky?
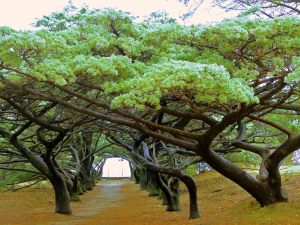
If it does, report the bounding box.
[0,0,239,30]
[102,158,131,177]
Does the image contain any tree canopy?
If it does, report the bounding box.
[0,6,299,220]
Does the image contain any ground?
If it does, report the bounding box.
[0,172,299,225]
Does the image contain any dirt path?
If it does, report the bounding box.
[1,173,300,225]
[75,182,123,218]
[0,181,126,225]
[0,180,197,225]
[85,181,197,225]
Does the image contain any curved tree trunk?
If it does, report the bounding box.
[45,157,72,214]
[54,158,80,202]
[156,174,179,211]
[178,174,200,219]
[257,149,275,181]
[7,133,72,214]
[199,147,285,206]
[50,177,72,214]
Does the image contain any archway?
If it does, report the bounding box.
[101,158,131,179]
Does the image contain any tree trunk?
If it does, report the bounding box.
[52,182,72,214]
[80,175,87,193]
[78,179,84,195]
[133,168,141,184]
[80,132,95,191]
[170,178,181,211]
[68,176,80,202]
[147,171,160,196]
[140,167,148,190]
[179,174,200,219]
[97,159,106,180]
[199,147,285,206]
[156,174,179,211]
[159,191,168,205]
[129,163,134,181]
[80,169,94,191]
[47,159,72,214]
[41,148,72,215]
[54,159,80,202]
[257,149,275,181]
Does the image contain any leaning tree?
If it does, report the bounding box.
[0,7,299,218]
[0,92,102,214]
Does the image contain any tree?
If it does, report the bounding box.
[0,95,97,213]
[180,0,300,19]
[214,0,300,18]
[106,127,201,219]
[0,7,299,218]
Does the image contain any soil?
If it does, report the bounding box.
[0,172,299,225]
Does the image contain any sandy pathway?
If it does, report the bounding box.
[0,180,196,225]
[2,172,299,225]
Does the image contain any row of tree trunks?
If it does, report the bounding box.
[108,134,201,220]
[2,129,98,215]
[132,164,200,219]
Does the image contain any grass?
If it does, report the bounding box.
[0,171,299,224]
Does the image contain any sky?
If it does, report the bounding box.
[102,158,131,177]
[0,0,239,30]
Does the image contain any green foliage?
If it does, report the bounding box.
[0,164,38,191]
[184,164,197,176]
[225,150,260,166]
[105,61,258,109]
[0,50,22,67]
[0,7,299,203]
[237,6,261,17]
[285,56,300,84]
[265,113,300,133]
[1,9,298,101]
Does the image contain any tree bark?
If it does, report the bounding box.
[140,167,148,190]
[179,174,200,219]
[170,178,181,211]
[50,177,72,214]
[155,174,179,211]
[68,176,80,202]
[133,168,141,184]
[198,146,285,206]
[147,170,160,196]
[44,157,72,214]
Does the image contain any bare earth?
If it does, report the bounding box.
[0,172,300,225]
